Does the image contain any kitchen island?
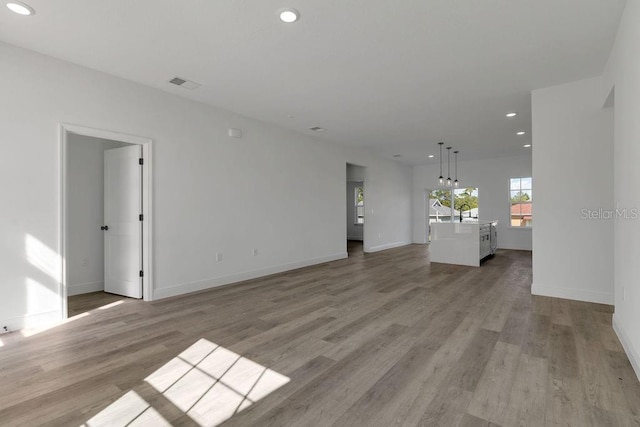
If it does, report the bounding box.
[429,221,498,267]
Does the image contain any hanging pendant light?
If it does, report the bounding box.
[454,150,459,187]
[446,146,452,186]
[438,142,444,185]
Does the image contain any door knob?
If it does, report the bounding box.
[101,225,109,231]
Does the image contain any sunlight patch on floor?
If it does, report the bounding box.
[84,338,290,426]
[19,312,90,338]
[83,390,171,427]
[98,300,125,310]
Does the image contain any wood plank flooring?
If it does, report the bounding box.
[0,243,639,426]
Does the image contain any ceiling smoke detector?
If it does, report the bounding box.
[168,76,201,90]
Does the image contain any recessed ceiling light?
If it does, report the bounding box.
[517,131,526,136]
[309,126,325,132]
[6,1,35,15]
[279,8,299,23]
[524,144,532,148]
[428,155,435,158]
[506,112,517,118]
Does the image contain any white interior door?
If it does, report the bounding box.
[104,145,142,298]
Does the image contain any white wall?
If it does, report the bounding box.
[531,77,614,305]
[67,134,129,296]
[347,164,365,181]
[603,0,640,379]
[0,41,413,330]
[412,155,532,250]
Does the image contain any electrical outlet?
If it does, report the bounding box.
[216,253,222,262]
[253,248,258,256]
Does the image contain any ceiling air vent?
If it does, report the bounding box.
[168,76,201,90]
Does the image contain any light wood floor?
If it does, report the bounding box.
[1,244,639,426]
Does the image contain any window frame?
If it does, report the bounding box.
[509,177,533,228]
[355,185,364,225]
[427,188,479,224]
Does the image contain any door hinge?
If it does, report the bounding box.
[139,270,144,277]
[139,158,144,165]
[139,214,144,221]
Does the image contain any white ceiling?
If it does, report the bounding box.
[0,0,626,165]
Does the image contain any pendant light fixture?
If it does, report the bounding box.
[438,142,444,185]
[454,150,459,187]
[436,142,461,187]
[446,146,452,187]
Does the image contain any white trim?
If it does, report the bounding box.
[154,252,348,300]
[365,241,411,253]
[67,281,104,296]
[612,314,640,382]
[497,245,532,251]
[59,124,154,321]
[0,310,60,332]
[531,283,613,305]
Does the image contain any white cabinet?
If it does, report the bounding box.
[430,221,498,267]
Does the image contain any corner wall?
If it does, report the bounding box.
[603,0,640,380]
[531,77,614,305]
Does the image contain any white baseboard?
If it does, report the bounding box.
[153,252,348,300]
[68,281,104,296]
[365,241,411,253]
[0,309,61,333]
[613,314,640,382]
[531,283,613,305]
[497,245,532,251]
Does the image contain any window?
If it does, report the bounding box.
[428,188,478,223]
[355,186,364,224]
[428,189,453,223]
[510,177,532,227]
[454,188,479,222]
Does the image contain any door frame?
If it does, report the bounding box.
[59,123,154,319]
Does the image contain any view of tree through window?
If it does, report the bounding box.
[510,177,532,227]
[428,188,478,223]
[455,188,479,221]
[355,186,364,224]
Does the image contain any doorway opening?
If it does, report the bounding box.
[346,163,366,256]
[60,124,153,319]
